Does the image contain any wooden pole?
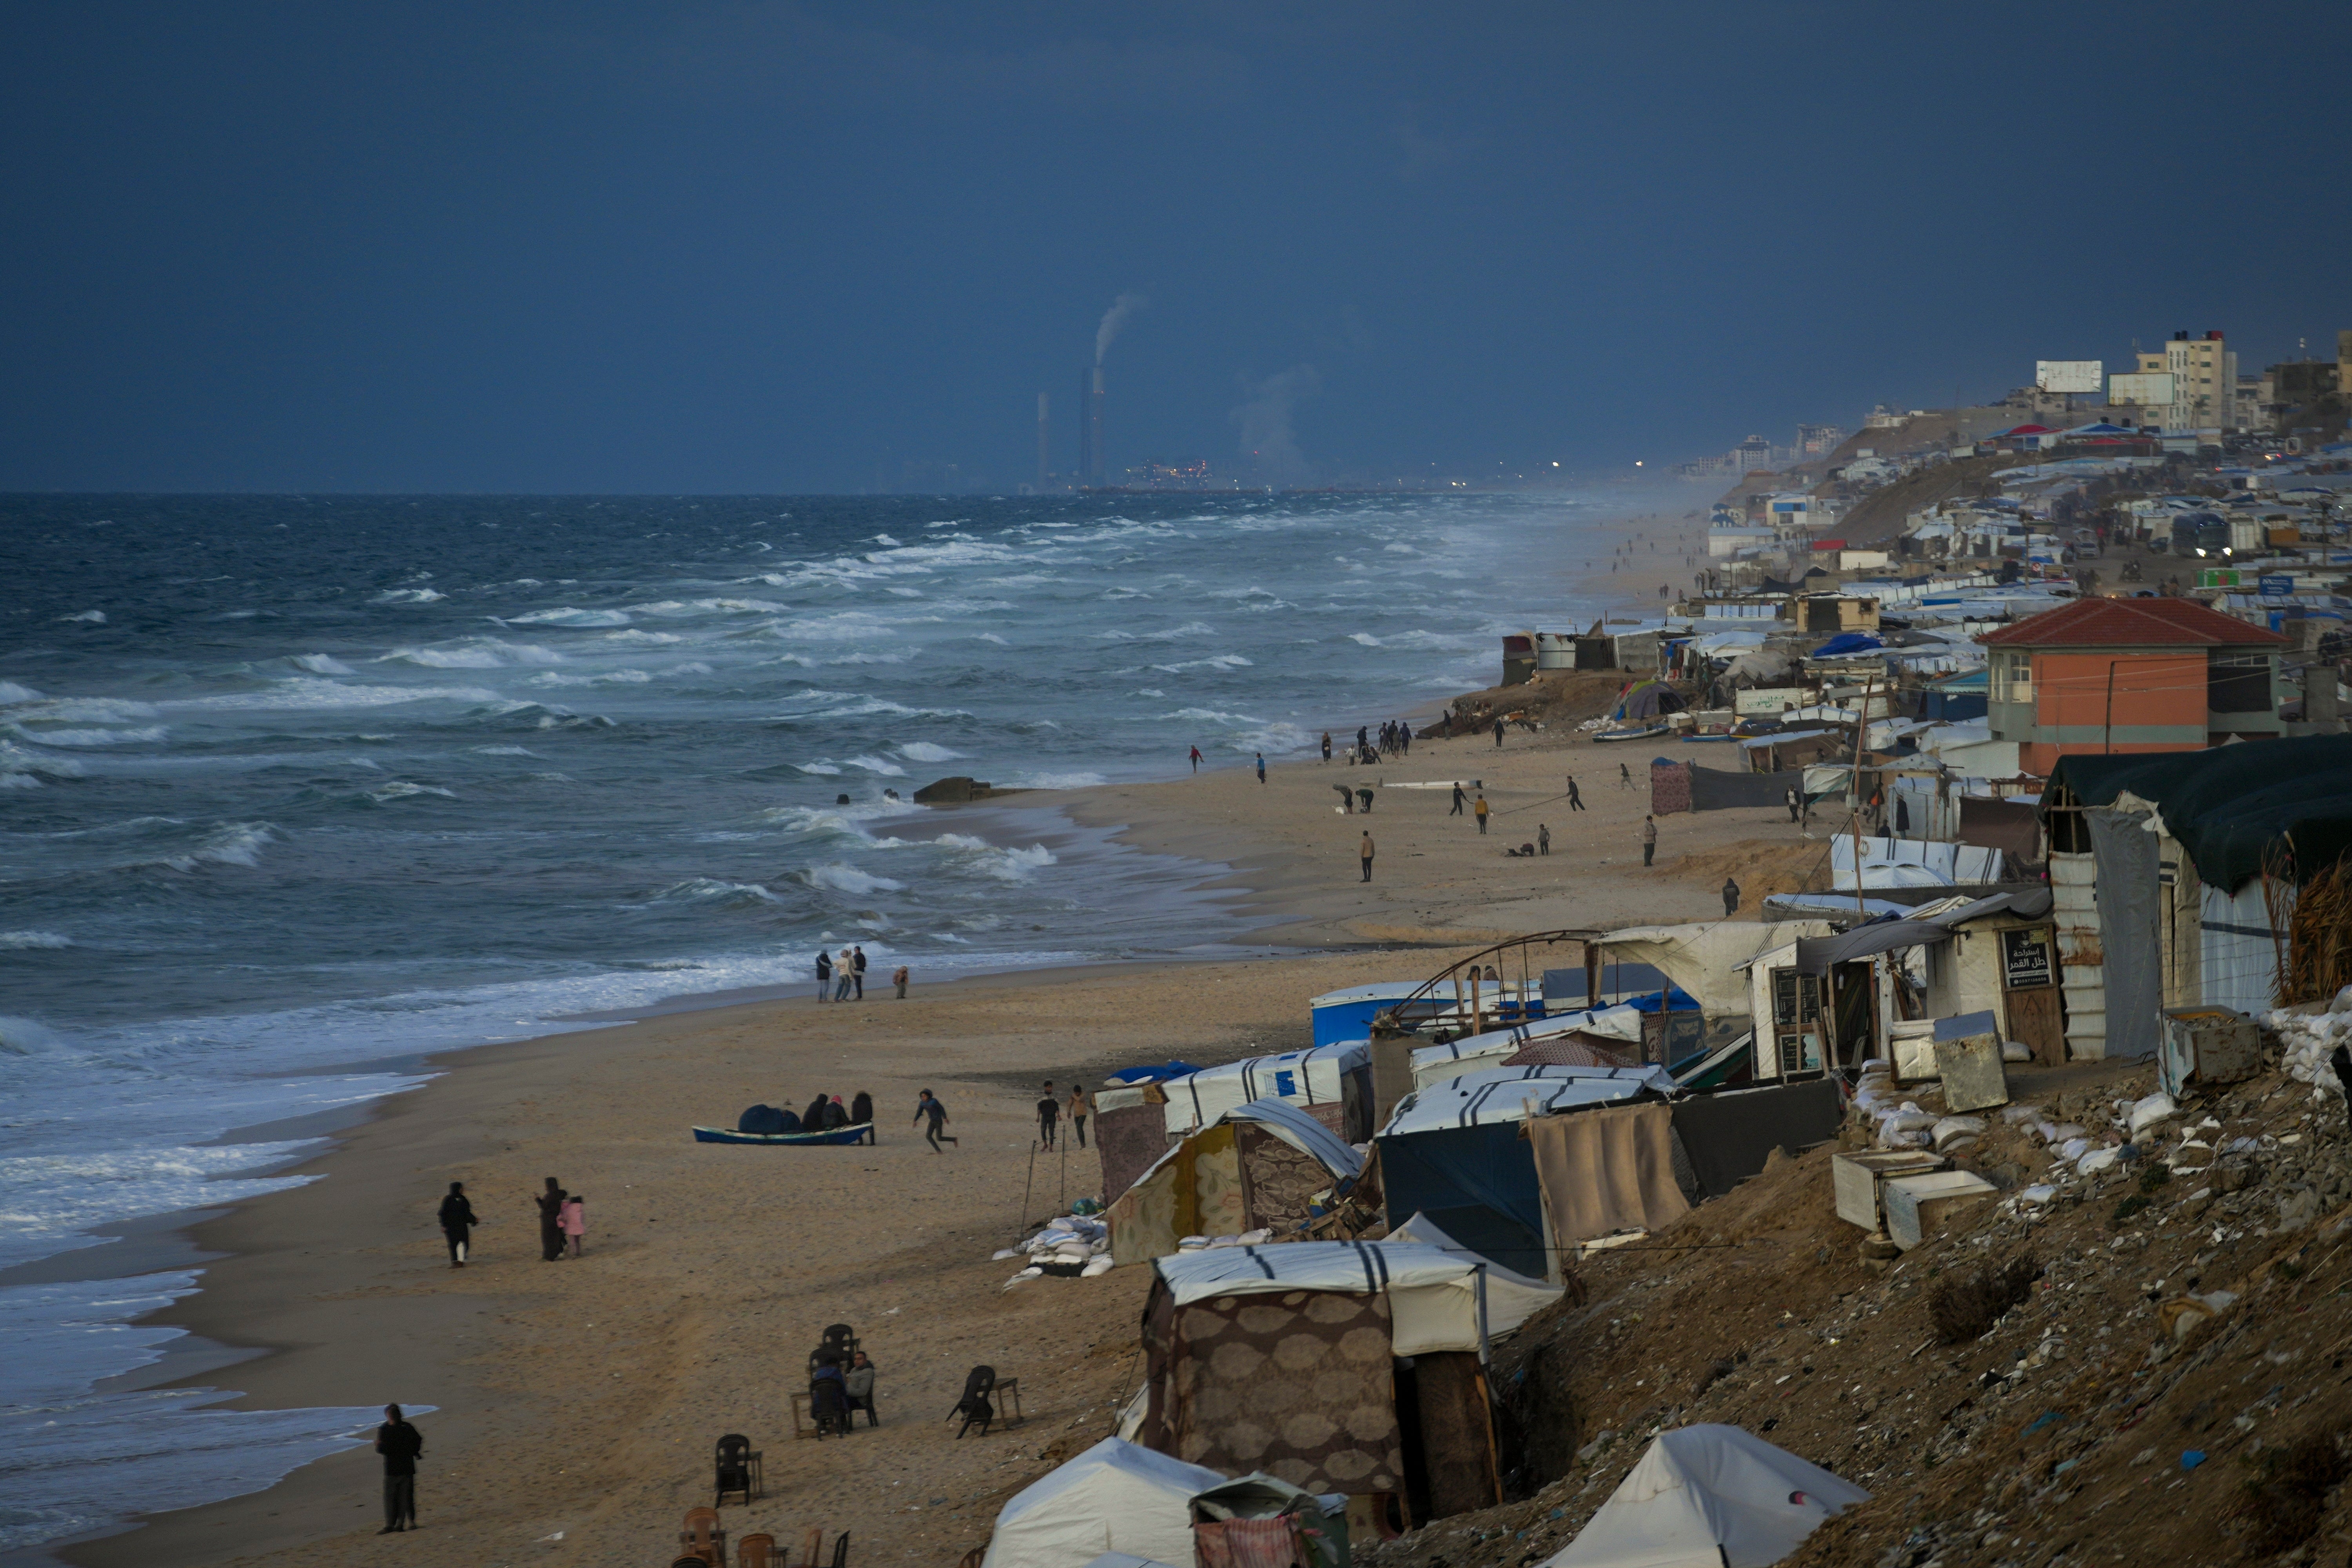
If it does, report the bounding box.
[1852,677,1874,917]
[1018,1141,1038,1236]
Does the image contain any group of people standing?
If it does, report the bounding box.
[431,1176,585,1268]
[1033,1080,1091,1150]
[816,947,909,1002]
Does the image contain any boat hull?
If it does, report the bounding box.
[692,1122,876,1146]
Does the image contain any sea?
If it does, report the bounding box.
[0,490,1624,1553]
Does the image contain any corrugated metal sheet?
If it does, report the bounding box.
[2051,851,2105,1060]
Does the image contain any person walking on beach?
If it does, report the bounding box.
[1068,1083,1091,1148]
[559,1193,586,1258]
[1450,782,1466,816]
[437,1181,475,1269]
[851,945,867,1000]
[1619,762,1633,789]
[1399,721,1412,755]
[1360,830,1375,882]
[1255,753,1266,785]
[1566,775,1584,811]
[1474,792,1490,835]
[1493,717,1506,748]
[1785,785,1801,824]
[535,1177,568,1261]
[1641,815,1658,867]
[1036,1081,1060,1150]
[375,1405,423,1534]
[1190,745,1203,773]
[1537,823,1551,856]
[833,947,855,1002]
[892,963,909,999]
[1321,731,1332,763]
[815,948,832,1001]
[1722,877,1741,917]
[914,1089,956,1151]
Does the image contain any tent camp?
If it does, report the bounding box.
[1160,1042,1373,1142]
[1138,1241,1559,1524]
[1408,1006,1646,1089]
[1107,1098,1369,1266]
[1583,922,1833,1020]
[1377,1066,1676,1278]
[1310,981,1423,1046]
[1543,1424,1869,1568]
[982,1438,1228,1568]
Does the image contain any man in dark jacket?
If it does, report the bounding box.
[437,1182,475,1268]
[815,949,832,1001]
[535,1177,567,1262]
[851,945,867,999]
[376,1405,423,1532]
[1036,1081,1060,1150]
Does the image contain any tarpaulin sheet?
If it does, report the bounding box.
[1688,764,1796,811]
[1959,796,2042,863]
[1096,1103,1174,1205]
[2086,807,2162,1062]
[1668,1079,1844,1198]
[1377,1123,1547,1274]
[1650,760,1691,815]
[1591,920,1835,1018]
[2047,737,2352,892]
[1527,1102,1691,1245]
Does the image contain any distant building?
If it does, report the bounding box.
[1796,423,1846,456]
[1733,434,1774,471]
[1981,597,2289,775]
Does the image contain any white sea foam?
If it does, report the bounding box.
[658,877,785,905]
[600,629,682,644]
[896,741,966,763]
[1350,632,1383,646]
[802,864,905,895]
[379,640,564,670]
[0,932,72,950]
[156,680,502,712]
[58,610,108,623]
[505,606,632,627]
[999,770,1107,789]
[288,653,354,674]
[365,782,457,803]
[794,761,844,775]
[0,682,48,704]
[470,745,539,756]
[973,633,1008,644]
[528,668,652,687]
[10,725,169,748]
[368,589,444,604]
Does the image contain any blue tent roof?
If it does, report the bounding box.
[1811,632,1885,657]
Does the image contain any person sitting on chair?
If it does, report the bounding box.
[809,1354,850,1436]
[843,1351,878,1427]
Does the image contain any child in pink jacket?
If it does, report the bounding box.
[559,1195,586,1258]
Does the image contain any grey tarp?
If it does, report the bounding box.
[1668,1079,1844,1198]
[2087,807,2163,1061]
[1687,764,1795,811]
[1792,920,1955,974]
[1959,796,2042,863]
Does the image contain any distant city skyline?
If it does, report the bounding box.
[2,3,2348,492]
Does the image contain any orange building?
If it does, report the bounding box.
[1980,598,2288,776]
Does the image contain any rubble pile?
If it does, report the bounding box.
[1360,1045,2352,1568]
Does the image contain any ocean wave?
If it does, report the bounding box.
[158,680,502,712]
[58,610,107,623]
[5,696,162,723]
[122,821,277,873]
[1096,620,1215,642]
[504,607,631,627]
[599,629,681,644]
[999,770,1106,789]
[0,741,87,787]
[822,651,908,665]
[469,745,539,756]
[628,597,787,617]
[0,931,72,950]
[752,803,901,833]
[287,654,354,675]
[1157,707,1265,724]
[1148,654,1254,673]
[932,836,1058,880]
[378,640,564,670]
[527,669,651,687]
[973,633,1008,644]
[0,1014,75,1054]
[368,589,445,604]
[896,741,965,763]
[793,761,842,775]
[810,700,973,720]
[7,724,169,748]
[1349,632,1383,646]
[365,782,457,804]
[657,877,786,906]
[800,863,905,895]
[0,682,45,704]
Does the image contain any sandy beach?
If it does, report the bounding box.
[51,499,1771,1568]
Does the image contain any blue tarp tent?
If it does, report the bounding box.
[1810,632,1885,658]
[1104,1062,1203,1085]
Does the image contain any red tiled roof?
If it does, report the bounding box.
[1980,597,2290,648]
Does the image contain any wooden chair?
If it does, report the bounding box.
[737,1533,776,1568]
[796,1526,824,1568]
[678,1506,726,1566]
[714,1434,762,1506]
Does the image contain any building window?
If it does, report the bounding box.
[2209,653,2271,715]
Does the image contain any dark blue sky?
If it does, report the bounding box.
[4,2,2347,492]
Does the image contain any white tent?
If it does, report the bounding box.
[1544,1425,1869,1568]
[1409,1006,1646,1089]
[1160,1042,1369,1134]
[1153,1239,1561,1356]
[1381,1065,1673,1138]
[982,1438,1225,1568]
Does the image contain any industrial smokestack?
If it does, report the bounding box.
[1036,392,1051,489]
[1087,366,1105,484]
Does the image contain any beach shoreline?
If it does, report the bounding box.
[26,496,1733,1568]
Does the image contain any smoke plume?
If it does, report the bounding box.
[1229,364,1321,485]
[1094,291,1147,365]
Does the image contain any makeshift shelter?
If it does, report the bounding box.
[1585,922,1834,1021]
[981,1437,1228,1568]
[1108,1098,1370,1266]
[1668,1081,1844,1198]
[1093,1082,1180,1209]
[1526,1101,1693,1248]
[1611,679,1686,722]
[1408,1006,1646,1090]
[1161,1043,1373,1142]
[1138,1242,1559,1523]
[1543,1424,1869,1568]
[1829,835,2004,890]
[1378,1066,1675,1278]
[1310,982,1423,1046]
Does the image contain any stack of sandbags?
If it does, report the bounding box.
[2265,988,2352,1094]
